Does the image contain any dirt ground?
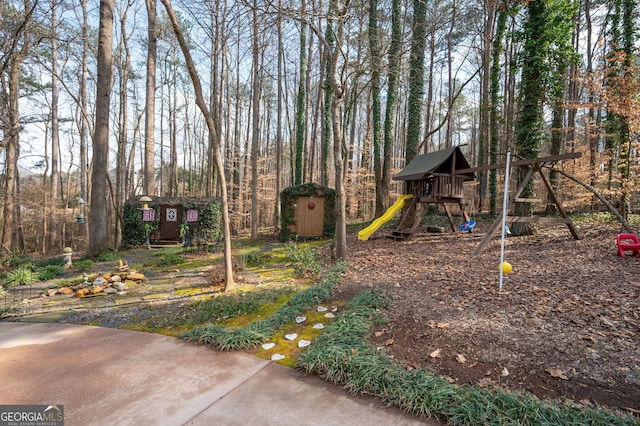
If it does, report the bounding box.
[334,222,640,414]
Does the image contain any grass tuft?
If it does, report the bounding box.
[4,267,40,287]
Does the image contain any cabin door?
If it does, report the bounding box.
[160,205,182,240]
[296,196,325,236]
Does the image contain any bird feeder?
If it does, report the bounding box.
[76,197,86,223]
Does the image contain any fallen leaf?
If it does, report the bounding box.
[502,367,509,376]
[351,348,357,355]
[430,348,442,358]
[455,353,467,364]
[374,331,384,337]
[546,368,568,380]
[579,399,594,407]
[443,375,457,384]
[385,338,394,346]
[437,322,449,329]
[478,377,495,387]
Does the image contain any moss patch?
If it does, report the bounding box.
[252,303,344,368]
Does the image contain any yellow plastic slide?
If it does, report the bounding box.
[357,194,414,241]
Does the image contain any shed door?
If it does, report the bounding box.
[160,205,182,240]
[296,196,325,236]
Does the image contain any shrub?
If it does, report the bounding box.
[37,265,66,281]
[34,256,65,268]
[285,242,321,278]
[4,267,40,287]
[2,250,32,268]
[72,260,94,271]
[95,250,120,262]
[145,253,186,267]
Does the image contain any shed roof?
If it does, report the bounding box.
[393,146,474,181]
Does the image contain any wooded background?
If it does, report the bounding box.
[0,0,638,258]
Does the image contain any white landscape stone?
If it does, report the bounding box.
[324,313,335,318]
[312,323,324,329]
[261,343,275,350]
[317,306,328,312]
[295,316,306,323]
[285,333,298,341]
[271,354,285,361]
[298,340,311,348]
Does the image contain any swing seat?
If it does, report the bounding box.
[459,220,476,232]
[616,233,640,258]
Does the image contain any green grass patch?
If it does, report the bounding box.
[121,285,299,336]
[182,262,345,350]
[219,292,298,329]
[143,253,186,268]
[173,287,205,297]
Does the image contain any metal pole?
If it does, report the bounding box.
[499,152,511,290]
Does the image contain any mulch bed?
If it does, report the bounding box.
[334,222,640,414]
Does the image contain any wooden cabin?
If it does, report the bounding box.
[392,146,475,239]
[122,196,222,247]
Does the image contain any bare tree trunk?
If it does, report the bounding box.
[273,0,283,230]
[422,30,435,153]
[79,0,89,241]
[89,0,115,255]
[1,64,22,253]
[250,0,260,239]
[115,0,132,247]
[48,0,60,253]
[2,1,32,253]
[144,0,157,196]
[160,0,235,289]
[327,0,350,259]
[445,0,458,148]
[169,62,178,196]
[479,0,496,212]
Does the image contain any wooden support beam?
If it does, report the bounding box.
[473,162,580,255]
[506,216,574,224]
[473,167,534,255]
[456,152,582,175]
[442,203,456,232]
[514,198,554,204]
[533,162,580,240]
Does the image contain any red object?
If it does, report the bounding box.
[616,233,640,258]
[308,202,315,210]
